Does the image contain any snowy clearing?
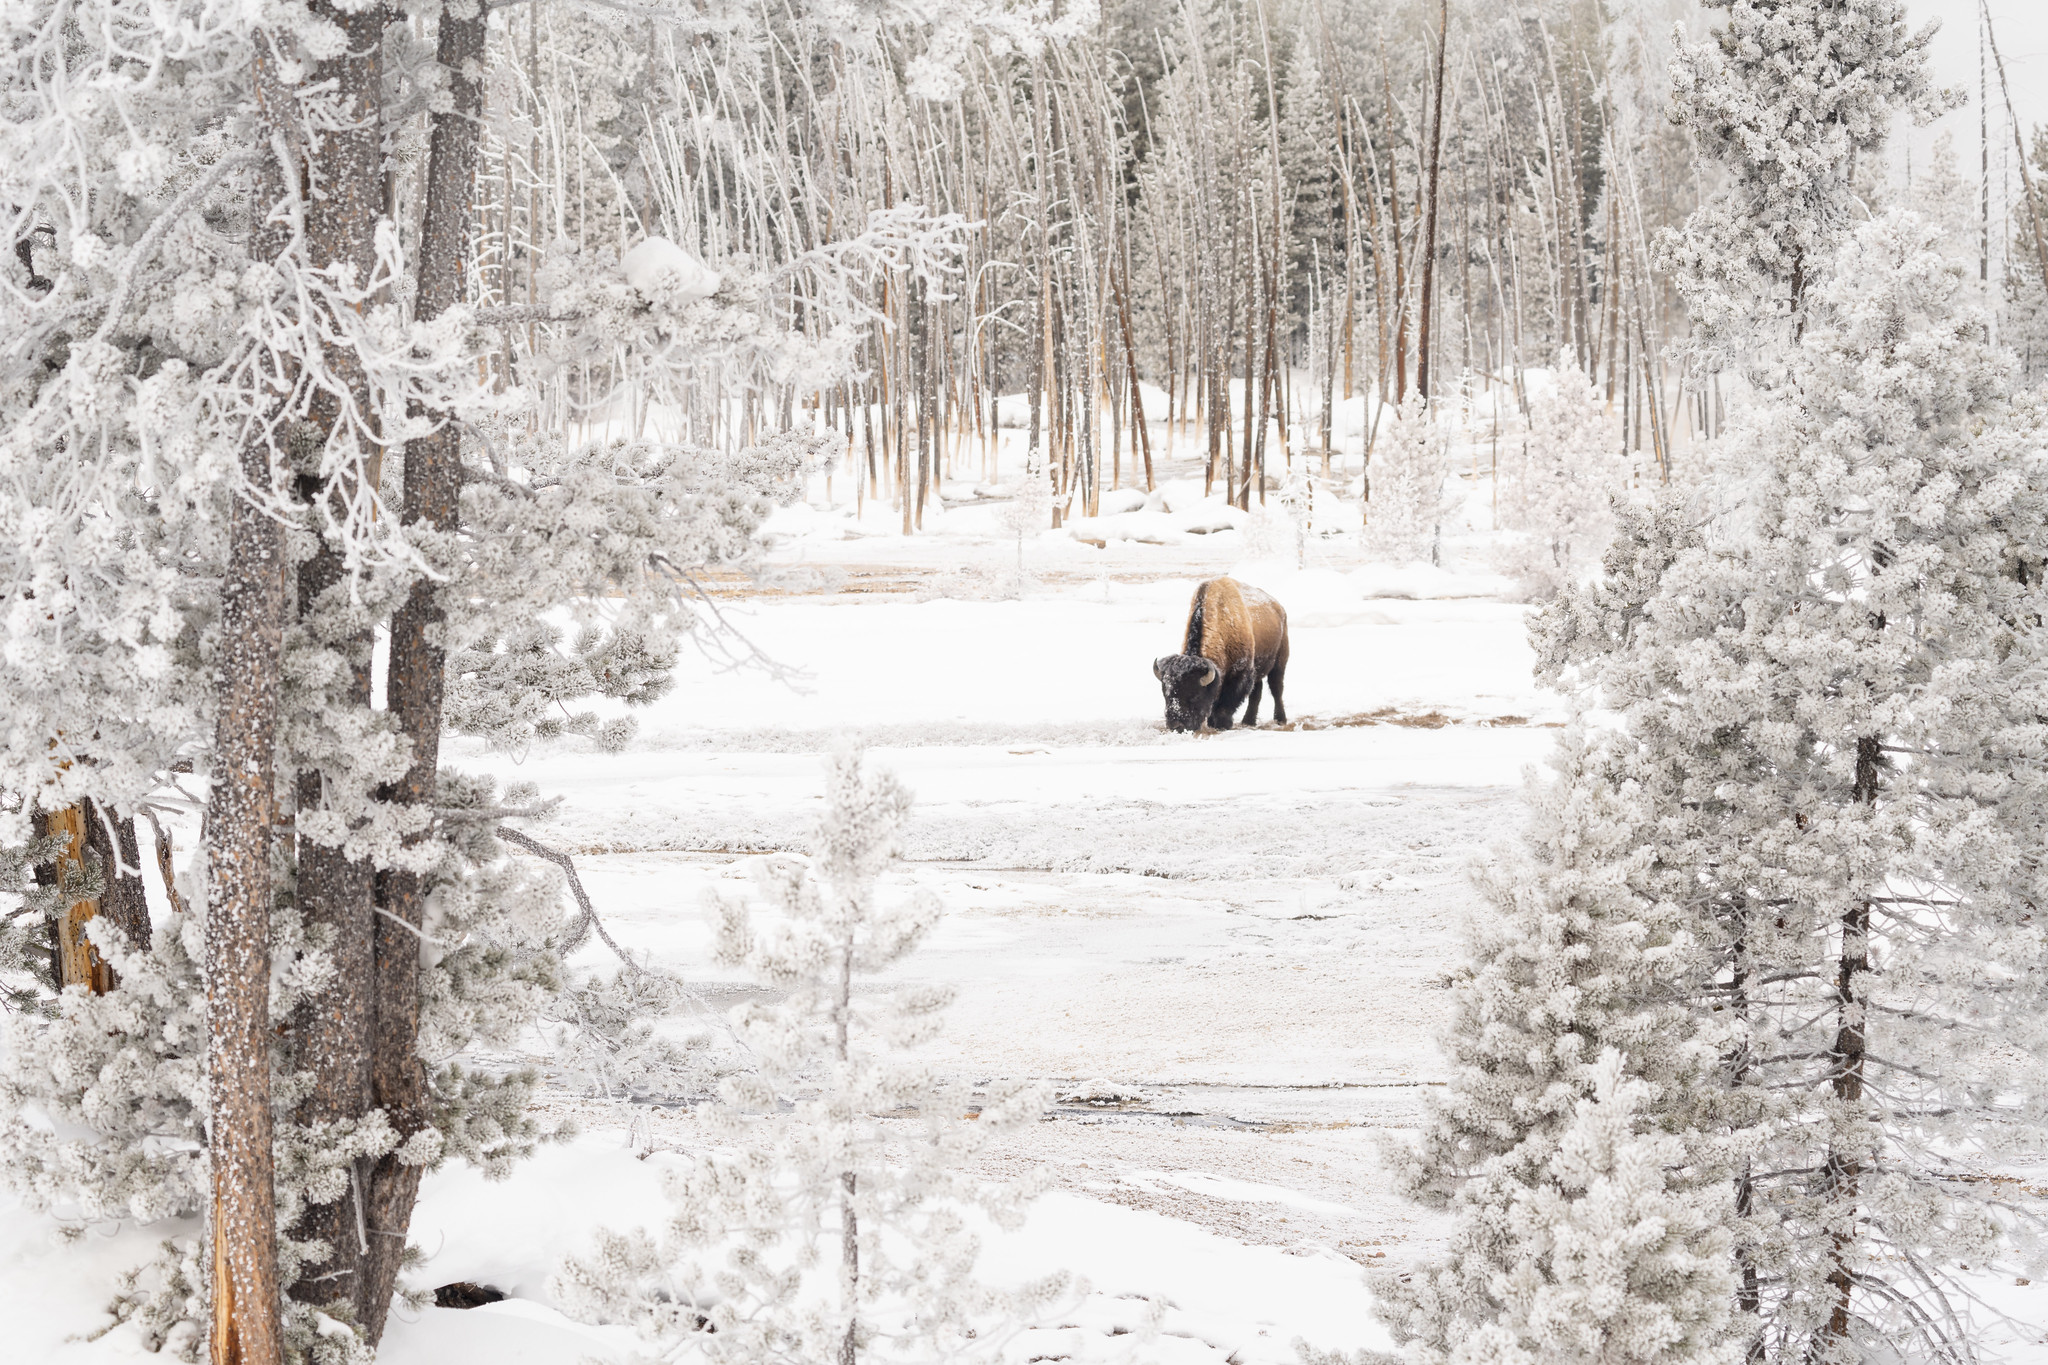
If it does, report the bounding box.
[10,453,2048,1362]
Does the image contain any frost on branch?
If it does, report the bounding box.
[1362,399,1452,565]
[1446,1052,1736,1365]
[553,751,1066,1363]
[444,430,829,753]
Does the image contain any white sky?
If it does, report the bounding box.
[1898,1,2048,267]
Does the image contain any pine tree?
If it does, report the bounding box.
[1663,0,1949,351]
[1452,1050,1737,1365]
[552,752,1063,1364]
[1495,358,1625,599]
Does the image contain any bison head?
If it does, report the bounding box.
[1154,653,1221,732]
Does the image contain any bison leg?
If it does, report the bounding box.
[1268,659,1287,724]
[1208,669,1246,730]
[1243,672,1264,727]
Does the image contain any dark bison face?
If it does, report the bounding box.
[1154,653,1221,732]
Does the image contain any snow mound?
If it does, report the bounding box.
[1098,486,1149,516]
[1338,868,1422,894]
[1066,511,1184,546]
[757,500,848,544]
[622,236,719,302]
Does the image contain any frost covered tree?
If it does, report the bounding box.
[1362,400,1452,565]
[1663,0,1949,352]
[1451,213,2048,1362]
[1495,359,1625,599]
[552,751,1061,1363]
[1000,451,1053,590]
[1378,725,1736,1364]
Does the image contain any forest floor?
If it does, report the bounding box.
[4,438,2043,1362]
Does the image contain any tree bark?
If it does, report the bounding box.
[1819,734,1880,1354]
[208,94,291,1365]
[287,0,385,1319]
[84,800,151,958]
[356,1,486,1342]
[44,805,114,993]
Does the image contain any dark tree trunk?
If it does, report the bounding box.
[82,799,151,959]
[287,0,385,1321]
[356,3,486,1343]
[1415,0,1448,401]
[1818,734,1880,1354]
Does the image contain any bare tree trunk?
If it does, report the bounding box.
[1818,736,1880,1355]
[1416,0,1448,401]
[357,3,485,1342]
[1114,253,1154,491]
[1984,11,2048,304]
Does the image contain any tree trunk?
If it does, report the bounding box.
[84,801,151,958]
[356,2,486,1343]
[1114,254,1153,492]
[1415,0,1448,401]
[208,82,291,1364]
[44,805,113,993]
[287,0,385,1318]
[1817,735,1880,1354]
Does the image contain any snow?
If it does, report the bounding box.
[9,419,2041,1364]
[621,236,720,303]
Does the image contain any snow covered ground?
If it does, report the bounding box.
[6,431,2044,1362]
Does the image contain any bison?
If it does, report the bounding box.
[1153,577,1289,732]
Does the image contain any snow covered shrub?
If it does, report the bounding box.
[1378,725,1735,1364]
[1362,400,1452,564]
[999,452,1054,591]
[1275,470,1315,568]
[553,751,1065,1363]
[1495,362,1624,599]
[542,965,723,1105]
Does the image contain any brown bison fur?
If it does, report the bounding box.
[1153,577,1290,732]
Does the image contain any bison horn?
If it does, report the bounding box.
[1200,662,1218,686]
[1153,657,1166,680]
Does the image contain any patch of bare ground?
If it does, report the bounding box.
[1274,707,1560,732]
[526,1089,1446,1268]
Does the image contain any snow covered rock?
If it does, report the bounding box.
[1098,487,1148,515]
[1065,512,1182,547]
[621,236,720,303]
